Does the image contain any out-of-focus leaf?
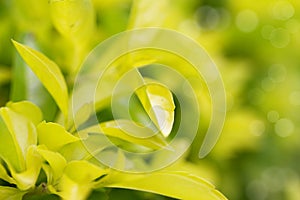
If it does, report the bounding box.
[57,160,107,200]
[11,145,42,190]
[79,119,168,150]
[0,186,25,200]
[128,0,176,29]
[0,67,10,85]
[49,0,94,43]
[73,102,93,129]
[6,101,42,126]
[37,146,66,184]
[105,171,227,200]
[59,140,90,162]
[11,40,69,120]
[37,122,79,151]
[50,0,95,74]
[135,82,175,137]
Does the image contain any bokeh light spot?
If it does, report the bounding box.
[235,10,259,33]
[272,1,295,21]
[275,118,294,137]
[270,28,290,48]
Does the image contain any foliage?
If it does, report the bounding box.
[1,0,300,200]
[0,0,228,199]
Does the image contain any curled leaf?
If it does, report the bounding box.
[135,82,175,137]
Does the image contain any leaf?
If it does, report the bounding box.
[0,116,24,172]
[135,82,175,137]
[0,186,25,200]
[0,107,37,162]
[11,40,69,119]
[0,164,15,184]
[79,119,168,150]
[0,105,37,172]
[10,35,58,121]
[37,122,79,151]
[49,0,95,43]
[6,101,42,126]
[11,145,42,190]
[105,171,227,200]
[37,146,67,184]
[57,161,107,200]
[58,140,90,162]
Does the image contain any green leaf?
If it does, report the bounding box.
[11,40,69,120]
[79,119,168,150]
[135,82,175,137]
[0,186,25,200]
[105,171,227,200]
[37,122,79,151]
[56,161,107,200]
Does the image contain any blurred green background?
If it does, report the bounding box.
[1,0,300,199]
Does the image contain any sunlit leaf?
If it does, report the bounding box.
[11,40,69,119]
[0,106,37,160]
[79,119,168,150]
[37,122,79,151]
[0,186,25,200]
[10,35,58,121]
[57,160,107,200]
[11,145,42,190]
[0,164,15,184]
[0,105,37,172]
[135,82,175,137]
[105,171,227,200]
[6,101,42,126]
[0,116,24,172]
[37,146,67,184]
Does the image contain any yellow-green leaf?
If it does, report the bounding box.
[50,0,95,43]
[105,171,227,200]
[0,164,15,185]
[79,119,168,150]
[37,146,67,184]
[135,82,175,137]
[57,160,107,200]
[0,186,25,200]
[0,105,37,172]
[0,116,24,172]
[37,122,79,151]
[6,101,42,126]
[12,40,69,119]
[11,145,42,190]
